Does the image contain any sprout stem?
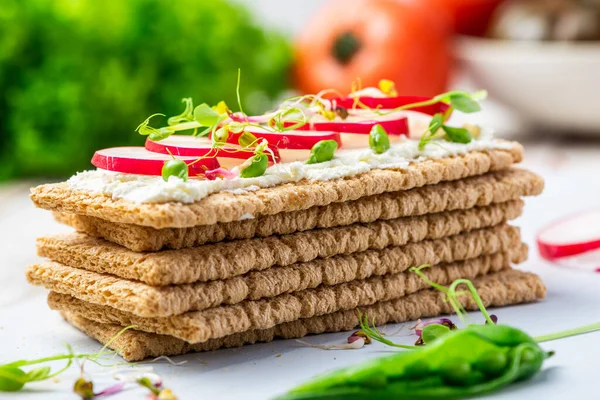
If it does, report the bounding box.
[534,322,600,343]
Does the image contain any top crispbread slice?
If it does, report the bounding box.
[30,145,523,228]
[53,168,542,251]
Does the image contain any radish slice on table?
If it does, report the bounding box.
[145,135,279,169]
[537,210,600,272]
[234,127,342,163]
[333,95,450,116]
[91,147,219,176]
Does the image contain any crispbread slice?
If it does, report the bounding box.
[37,224,521,286]
[60,269,546,361]
[30,146,523,229]
[53,169,542,252]
[29,247,526,317]
[47,247,526,343]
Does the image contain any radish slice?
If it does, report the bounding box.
[289,116,409,136]
[91,147,219,176]
[145,135,279,169]
[239,127,342,149]
[333,95,450,115]
[230,127,342,163]
[537,210,600,272]
[538,210,600,259]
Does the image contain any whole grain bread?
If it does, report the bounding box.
[29,247,526,317]
[30,146,523,228]
[37,224,521,286]
[52,168,542,251]
[60,269,546,361]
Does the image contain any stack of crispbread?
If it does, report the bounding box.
[28,145,546,361]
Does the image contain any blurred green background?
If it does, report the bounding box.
[0,0,292,180]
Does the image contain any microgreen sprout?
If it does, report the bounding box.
[0,326,138,393]
[357,311,415,350]
[369,124,390,154]
[239,139,272,178]
[306,140,338,164]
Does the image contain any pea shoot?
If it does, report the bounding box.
[306,140,338,164]
[239,139,272,178]
[369,124,390,154]
[277,265,600,400]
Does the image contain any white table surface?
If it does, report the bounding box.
[1,139,600,399]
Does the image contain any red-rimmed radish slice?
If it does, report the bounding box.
[537,210,600,261]
[239,127,342,150]
[145,135,279,169]
[289,116,408,136]
[333,95,450,115]
[91,147,219,176]
[229,128,342,163]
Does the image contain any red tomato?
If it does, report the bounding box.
[294,0,452,97]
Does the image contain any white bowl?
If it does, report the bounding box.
[454,35,600,134]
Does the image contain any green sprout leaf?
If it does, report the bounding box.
[429,113,444,133]
[193,104,224,127]
[369,124,390,154]
[238,131,258,148]
[136,113,166,136]
[0,367,26,392]
[306,140,338,164]
[240,153,268,178]
[418,113,444,150]
[148,129,174,142]
[442,126,472,144]
[421,324,451,345]
[24,366,51,382]
[449,94,481,113]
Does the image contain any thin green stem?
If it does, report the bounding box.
[448,279,494,325]
[2,354,91,368]
[534,322,600,343]
[357,312,416,350]
[236,68,245,116]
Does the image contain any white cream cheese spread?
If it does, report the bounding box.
[68,135,513,204]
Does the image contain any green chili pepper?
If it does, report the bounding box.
[369,124,390,154]
[275,324,552,400]
[161,159,189,182]
[306,140,338,164]
[240,153,268,178]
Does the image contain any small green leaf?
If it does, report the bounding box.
[421,324,451,344]
[24,366,51,382]
[368,124,390,154]
[148,129,173,142]
[238,131,258,148]
[240,153,269,178]
[429,113,444,133]
[442,126,472,144]
[0,367,26,392]
[193,104,222,127]
[450,94,481,113]
[306,140,338,164]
